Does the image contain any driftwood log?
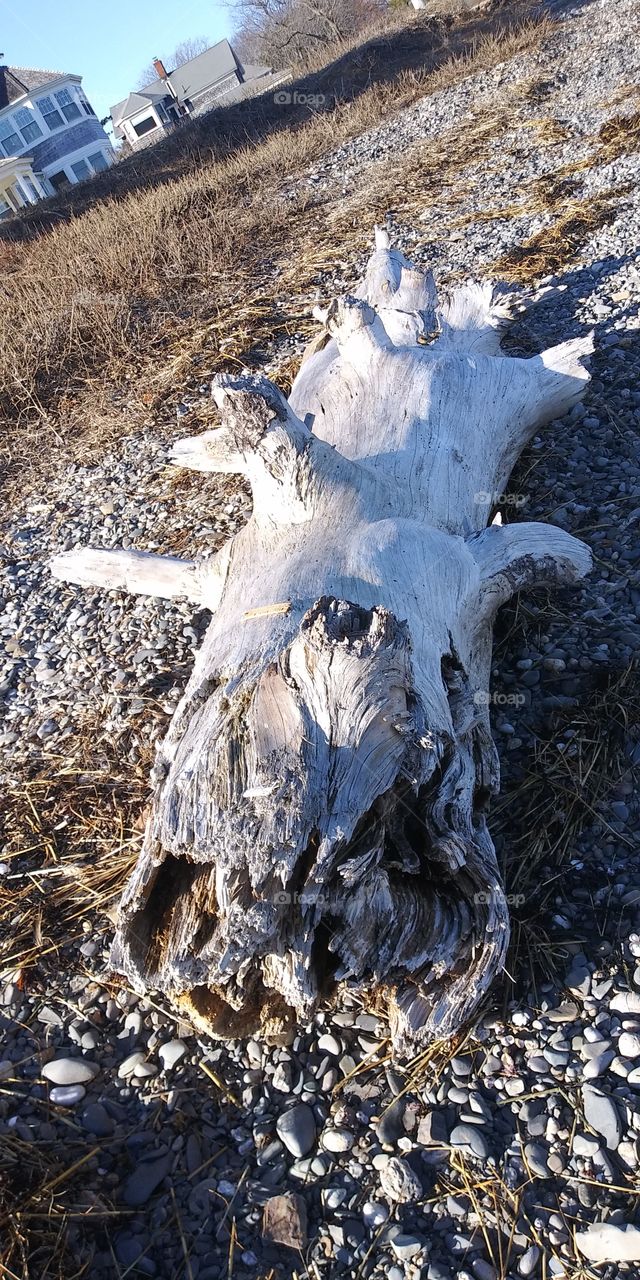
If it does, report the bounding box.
[51,230,593,1054]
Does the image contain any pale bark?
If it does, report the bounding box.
[50,229,593,1053]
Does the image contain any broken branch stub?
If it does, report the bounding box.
[50,229,593,1054]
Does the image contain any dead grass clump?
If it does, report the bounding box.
[494,661,639,992]
[598,110,640,161]
[0,1136,112,1280]
[531,116,572,146]
[0,731,148,981]
[493,192,621,283]
[0,730,145,1276]
[527,172,578,209]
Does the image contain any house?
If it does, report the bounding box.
[0,65,114,215]
[111,40,288,150]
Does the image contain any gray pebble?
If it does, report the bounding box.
[450,1123,490,1159]
[276,1103,316,1157]
[582,1084,622,1151]
[50,1084,86,1106]
[121,1154,172,1207]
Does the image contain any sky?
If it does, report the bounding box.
[0,0,235,131]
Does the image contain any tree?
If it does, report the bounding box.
[135,35,210,90]
[231,0,384,68]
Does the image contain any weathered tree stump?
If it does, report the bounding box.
[52,229,592,1053]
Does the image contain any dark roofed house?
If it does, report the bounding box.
[111,39,289,149]
[0,65,62,109]
[0,64,114,216]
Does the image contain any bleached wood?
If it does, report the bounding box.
[51,546,229,608]
[50,231,593,1053]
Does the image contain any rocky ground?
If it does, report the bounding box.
[1,0,640,1276]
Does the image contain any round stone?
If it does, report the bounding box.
[118,1052,146,1079]
[276,1103,317,1157]
[81,1103,114,1136]
[619,1032,640,1059]
[158,1039,187,1070]
[134,1061,159,1079]
[363,1200,389,1228]
[321,1127,354,1153]
[450,1123,490,1159]
[317,1033,341,1056]
[42,1058,98,1086]
[50,1084,86,1106]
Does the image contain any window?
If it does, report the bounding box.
[71,158,90,181]
[132,115,158,137]
[79,95,96,117]
[15,107,43,144]
[0,197,12,220]
[55,87,81,123]
[37,95,64,131]
[88,150,109,173]
[49,170,70,191]
[0,119,22,157]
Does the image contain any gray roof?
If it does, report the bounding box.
[111,87,169,128]
[0,65,69,110]
[110,40,242,124]
[163,40,239,101]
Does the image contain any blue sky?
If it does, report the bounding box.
[0,0,235,129]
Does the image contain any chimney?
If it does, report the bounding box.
[152,53,188,117]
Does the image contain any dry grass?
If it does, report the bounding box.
[598,109,640,161]
[0,5,552,495]
[0,722,150,1276]
[0,1135,114,1280]
[494,645,639,996]
[0,727,148,979]
[493,190,623,283]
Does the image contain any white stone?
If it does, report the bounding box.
[159,1039,187,1070]
[321,1127,354,1153]
[134,1061,159,1079]
[576,1223,640,1263]
[317,1033,341,1056]
[619,1032,640,1058]
[611,993,640,1015]
[379,1156,423,1203]
[117,1051,146,1079]
[42,1058,98,1086]
[363,1200,389,1228]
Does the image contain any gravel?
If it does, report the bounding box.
[2,0,640,1276]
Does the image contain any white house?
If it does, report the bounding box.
[0,64,115,216]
